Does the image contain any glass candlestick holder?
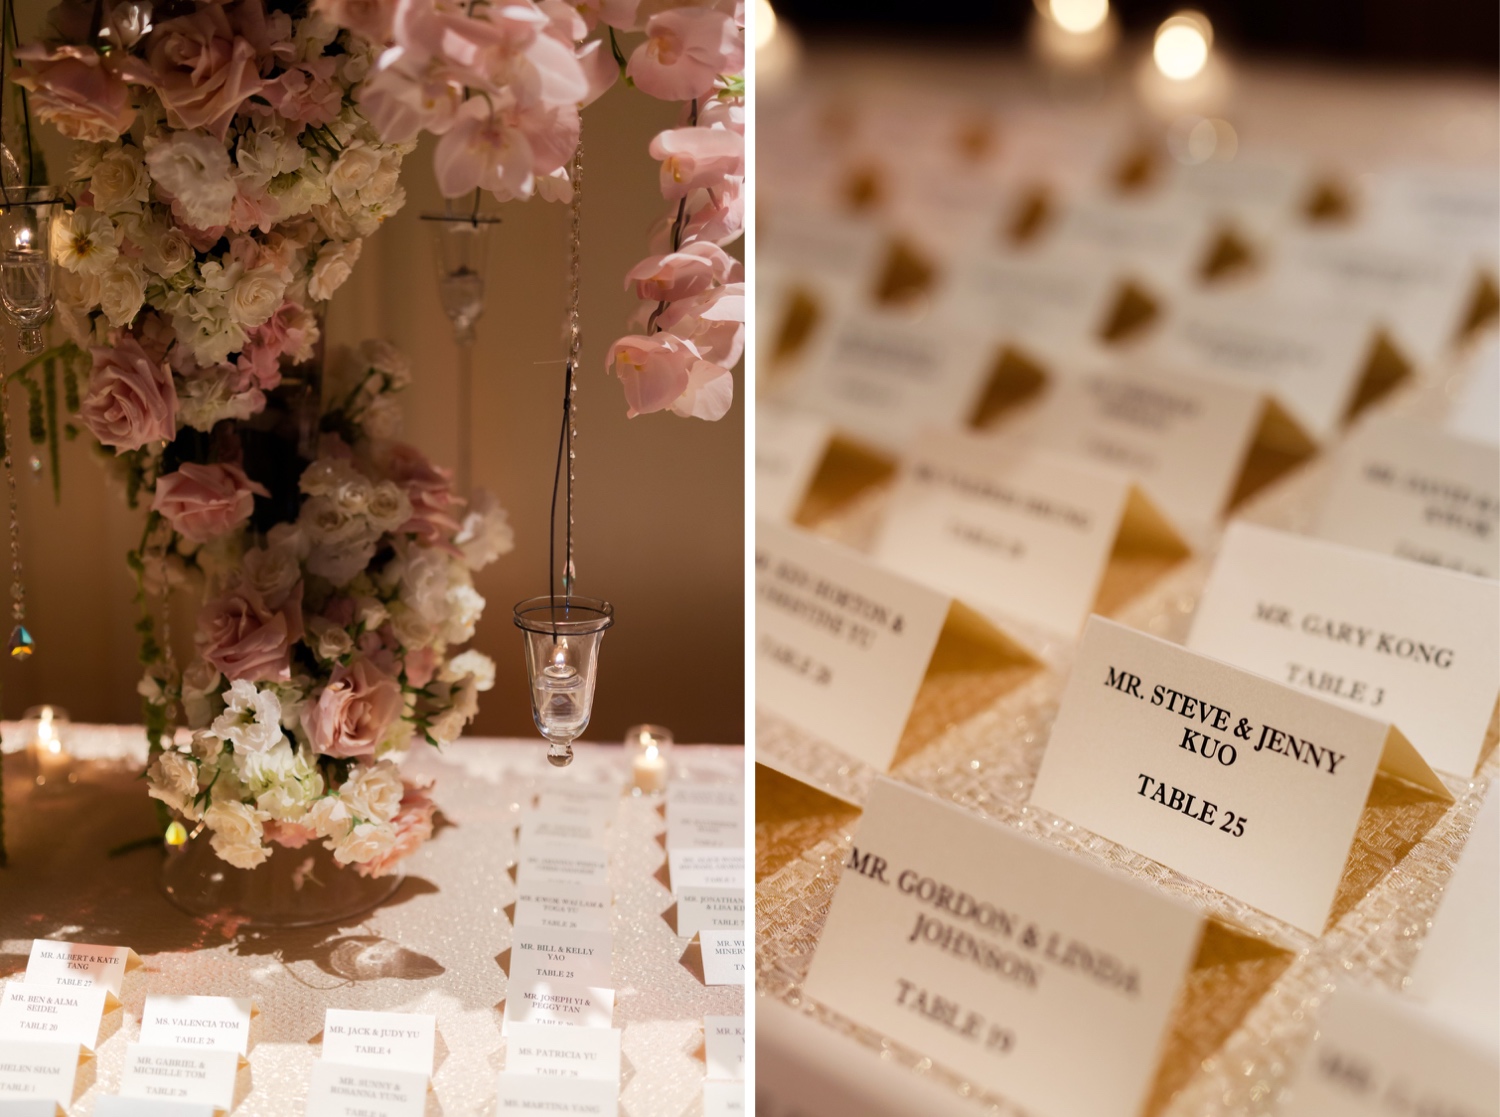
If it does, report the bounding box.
[625,724,673,795]
[514,596,613,768]
[21,704,72,793]
[0,189,62,354]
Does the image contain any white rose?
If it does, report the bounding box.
[355,596,389,631]
[428,708,467,746]
[388,602,436,650]
[307,532,379,586]
[243,543,302,610]
[98,256,146,326]
[228,263,288,328]
[301,494,359,543]
[308,239,362,301]
[203,800,270,869]
[90,147,150,213]
[147,749,200,813]
[399,547,452,625]
[340,760,404,824]
[332,820,397,865]
[446,649,496,691]
[367,482,412,532]
[328,142,383,202]
[360,395,403,440]
[305,794,353,840]
[454,489,515,571]
[53,266,102,345]
[123,215,193,277]
[306,615,354,661]
[332,476,372,516]
[441,582,485,644]
[145,131,237,229]
[50,207,118,275]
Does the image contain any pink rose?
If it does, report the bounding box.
[403,646,438,689]
[607,333,698,418]
[305,657,405,760]
[314,0,399,44]
[649,126,744,200]
[262,59,343,128]
[264,819,317,848]
[198,579,305,683]
[80,336,179,453]
[152,462,269,544]
[13,45,135,142]
[385,443,462,546]
[625,242,738,303]
[657,282,744,367]
[627,8,742,101]
[145,6,265,139]
[354,781,436,877]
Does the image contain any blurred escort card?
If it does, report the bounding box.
[513,881,612,933]
[941,248,1121,349]
[699,931,747,986]
[757,407,832,521]
[0,985,107,1050]
[517,811,608,849]
[509,928,613,989]
[502,983,614,1033]
[1281,983,1499,1117]
[322,1010,435,1077]
[138,996,253,1055]
[757,520,949,769]
[306,1061,427,1117]
[94,1099,217,1117]
[873,431,1187,635]
[1190,523,1499,776]
[534,781,620,823]
[119,1044,238,1109]
[704,1081,747,1117]
[0,1040,82,1106]
[495,1073,618,1116]
[803,779,1202,1117]
[514,842,610,887]
[25,942,138,997]
[0,1101,66,1117]
[704,1016,745,1080]
[504,1023,619,1080]
[1031,617,1449,934]
[1313,414,1499,579]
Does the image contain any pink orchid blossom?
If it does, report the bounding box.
[649,126,744,200]
[625,241,739,303]
[12,45,135,142]
[670,359,733,420]
[143,5,265,139]
[80,336,179,452]
[357,59,464,143]
[433,100,535,199]
[607,333,700,418]
[152,462,269,543]
[680,178,744,245]
[627,8,741,102]
[656,282,744,366]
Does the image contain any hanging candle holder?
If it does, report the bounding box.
[514,596,613,767]
[0,187,61,354]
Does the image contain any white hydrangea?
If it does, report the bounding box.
[145,131,237,230]
[176,369,263,431]
[211,680,285,754]
[445,649,496,692]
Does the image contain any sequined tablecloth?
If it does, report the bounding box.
[0,732,744,1116]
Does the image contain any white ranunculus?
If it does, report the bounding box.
[328,141,383,202]
[228,262,288,328]
[90,147,150,213]
[340,760,404,824]
[332,820,397,865]
[147,748,200,813]
[243,542,302,610]
[50,207,119,275]
[446,649,496,691]
[366,482,412,533]
[98,256,146,327]
[145,131,237,229]
[236,125,305,187]
[204,800,270,869]
[305,794,353,840]
[454,489,515,571]
[308,239,362,301]
[306,615,354,661]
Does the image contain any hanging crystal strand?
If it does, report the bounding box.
[0,353,29,661]
[563,137,583,596]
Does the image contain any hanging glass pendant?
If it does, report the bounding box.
[422,205,500,345]
[8,623,32,658]
[513,596,612,767]
[0,187,61,354]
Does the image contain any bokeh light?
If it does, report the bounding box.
[1049,0,1109,35]
[1154,11,1213,81]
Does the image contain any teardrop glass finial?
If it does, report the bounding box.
[8,624,33,659]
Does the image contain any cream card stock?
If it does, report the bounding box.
[803,779,1202,1117]
[534,784,619,826]
[509,929,613,989]
[1031,617,1449,934]
[0,985,106,1050]
[1449,334,1498,446]
[667,784,744,812]
[699,932,747,986]
[321,1010,435,1077]
[138,996,254,1055]
[504,1023,619,1080]
[0,1102,61,1117]
[119,1044,238,1109]
[94,1100,216,1117]
[502,983,614,1032]
[666,804,744,850]
[1047,197,1213,287]
[495,1074,618,1116]
[1282,984,1498,1117]
[873,431,1187,635]
[513,881,612,933]
[306,1061,427,1117]
[24,942,138,997]
[1190,523,1499,776]
[676,888,746,937]
[757,407,833,521]
[703,1081,747,1117]
[0,1041,81,1106]
[760,207,886,301]
[1314,414,1499,579]
[515,843,610,888]
[1407,787,1498,1048]
[704,1017,745,1081]
[667,848,745,891]
[517,811,608,849]
[942,249,1122,348]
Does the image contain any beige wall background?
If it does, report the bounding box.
[0,12,745,743]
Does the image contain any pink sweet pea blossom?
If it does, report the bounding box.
[79,336,179,452]
[152,462,269,543]
[607,333,698,418]
[198,579,306,683]
[12,45,135,142]
[627,8,741,101]
[143,5,265,139]
[656,282,744,366]
[649,126,744,200]
[305,657,405,759]
[625,241,738,303]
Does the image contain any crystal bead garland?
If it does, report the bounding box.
[1,350,28,661]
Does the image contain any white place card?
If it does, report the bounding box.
[759,206,886,300]
[321,1010,435,1077]
[1449,334,1498,446]
[0,1041,81,1106]
[941,248,1122,350]
[504,1023,619,1081]
[704,1080,748,1117]
[0,1101,62,1117]
[306,1061,427,1117]
[495,1073,618,1116]
[0,984,107,1050]
[502,982,614,1033]
[1032,616,1449,934]
[699,931,747,986]
[1314,414,1499,579]
[803,778,1203,1117]
[513,881,612,933]
[534,785,619,827]
[1190,523,1499,776]
[1046,196,1214,287]
[138,996,254,1055]
[94,1099,216,1117]
[704,1016,745,1081]
[676,888,746,937]
[757,407,833,520]
[119,1044,238,1109]
[873,430,1187,635]
[668,848,745,891]
[666,804,744,850]
[1023,362,1311,535]
[25,942,138,997]
[1281,983,1499,1117]
[517,811,608,849]
[509,928,613,989]
[667,783,745,813]
[515,842,610,888]
[1407,786,1499,1049]
[791,310,996,453]
[757,520,954,769]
